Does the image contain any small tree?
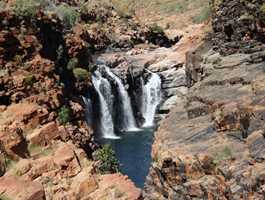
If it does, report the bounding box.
[73,68,89,80]
[93,145,119,174]
[55,4,80,29]
[58,106,72,124]
[13,0,43,17]
[23,75,36,87]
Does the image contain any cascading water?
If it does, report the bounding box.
[89,64,162,187]
[141,71,162,127]
[104,66,139,132]
[92,70,120,139]
[82,96,93,126]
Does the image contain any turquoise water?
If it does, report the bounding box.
[101,128,154,188]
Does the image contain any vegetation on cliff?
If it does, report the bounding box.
[93,145,119,174]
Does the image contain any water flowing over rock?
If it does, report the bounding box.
[92,70,120,139]
[141,72,162,127]
[82,96,93,126]
[104,66,139,132]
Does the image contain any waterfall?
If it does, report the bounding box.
[82,96,93,126]
[141,72,162,127]
[92,70,120,139]
[104,66,139,132]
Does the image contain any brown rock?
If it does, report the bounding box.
[90,173,141,200]
[53,143,81,177]
[247,130,265,160]
[0,176,45,200]
[27,122,59,146]
[184,181,204,197]
[28,156,56,180]
[0,105,6,112]
[71,168,98,198]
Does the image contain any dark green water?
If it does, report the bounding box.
[101,128,154,188]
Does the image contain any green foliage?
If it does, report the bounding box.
[67,58,78,70]
[112,0,136,18]
[13,0,43,17]
[80,0,112,22]
[261,3,265,19]
[0,1,6,12]
[193,6,210,24]
[28,144,52,157]
[93,145,119,174]
[73,68,89,80]
[213,146,233,165]
[55,4,80,29]
[174,3,186,13]
[58,106,72,124]
[0,194,12,200]
[159,1,188,14]
[150,23,164,34]
[23,75,36,87]
[5,157,16,170]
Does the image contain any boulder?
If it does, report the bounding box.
[71,169,98,198]
[27,122,59,146]
[0,176,45,200]
[89,173,141,200]
[53,143,81,177]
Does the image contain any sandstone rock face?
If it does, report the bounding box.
[27,122,60,146]
[0,176,45,200]
[143,45,265,199]
[90,174,142,200]
[0,4,142,199]
[141,3,265,197]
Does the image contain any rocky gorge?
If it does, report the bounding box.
[0,0,265,199]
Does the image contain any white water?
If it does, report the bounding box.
[104,66,139,132]
[92,70,120,139]
[141,72,162,127]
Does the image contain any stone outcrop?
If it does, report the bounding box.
[143,34,265,200]
[0,1,144,199]
[0,176,45,200]
[140,1,265,199]
[96,24,206,123]
[211,0,265,55]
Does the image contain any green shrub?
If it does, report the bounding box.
[23,75,36,87]
[0,1,6,12]
[112,0,136,18]
[58,106,72,124]
[175,3,186,13]
[93,145,119,174]
[261,3,265,19]
[73,68,89,80]
[67,58,78,70]
[13,0,43,17]
[80,0,112,22]
[0,194,12,200]
[193,6,210,24]
[150,23,164,34]
[160,1,188,14]
[5,156,16,171]
[213,146,233,165]
[55,4,80,29]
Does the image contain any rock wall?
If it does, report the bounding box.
[211,0,265,55]
[143,1,265,199]
[0,1,156,199]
